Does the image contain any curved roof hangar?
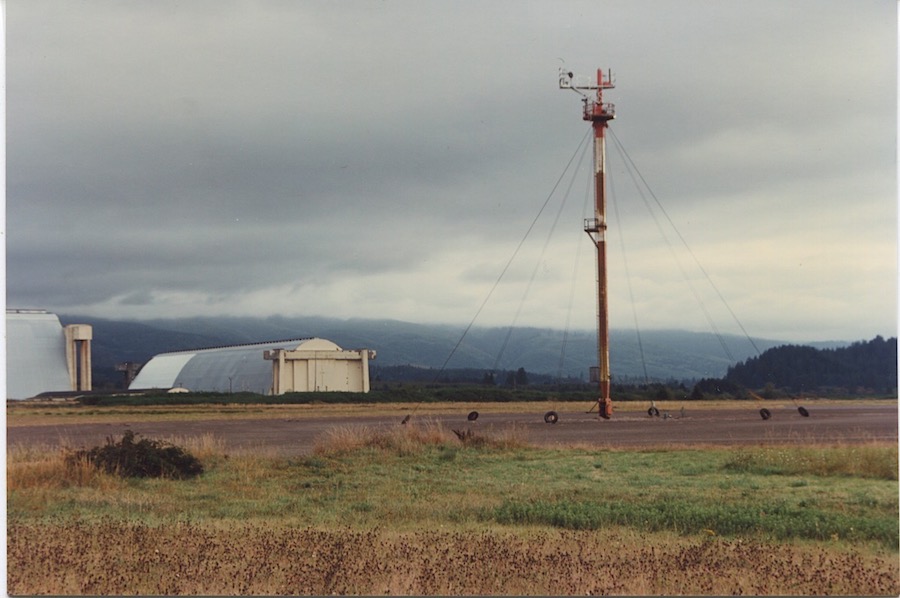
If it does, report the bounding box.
[130,338,341,394]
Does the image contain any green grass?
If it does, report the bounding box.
[723,443,898,479]
[489,496,896,545]
[8,426,898,550]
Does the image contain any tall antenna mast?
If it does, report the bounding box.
[560,67,616,419]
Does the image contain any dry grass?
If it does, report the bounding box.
[6,444,119,491]
[6,434,225,492]
[159,433,227,461]
[7,522,899,595]
[313,419,529,456]
[8,425,898,595]
[726,441,898,480]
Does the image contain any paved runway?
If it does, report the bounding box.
[7,403,897,456]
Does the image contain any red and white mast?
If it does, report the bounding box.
[560,67,616,419]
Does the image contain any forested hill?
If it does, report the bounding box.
[59,314,881,392]
[724,336,897,393]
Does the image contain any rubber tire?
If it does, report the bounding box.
[467,411,479,421]
[544,411,559,424]
[797,406,809,417]
[759,408,772,420]
[648,406,660,417]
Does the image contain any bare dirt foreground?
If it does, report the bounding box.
[7,402,897,455]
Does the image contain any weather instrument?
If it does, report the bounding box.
[559,67,616,419]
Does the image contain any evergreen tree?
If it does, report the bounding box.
[725,336,897,393]
[515,367,529,386]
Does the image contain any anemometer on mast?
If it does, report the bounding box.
[398,68,807,427]
[560,67,616,419]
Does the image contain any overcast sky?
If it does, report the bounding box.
[5,0,897,343]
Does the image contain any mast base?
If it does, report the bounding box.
[599,397,612,419]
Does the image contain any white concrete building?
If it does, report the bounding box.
[6,309,93,399]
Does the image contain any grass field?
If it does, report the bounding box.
[7,415,899,595]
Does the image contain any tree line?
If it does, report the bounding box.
[706,336,897,397]
[370,337,897,400]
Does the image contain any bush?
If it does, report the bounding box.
[68,430,204,479]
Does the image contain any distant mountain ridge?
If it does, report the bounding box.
[58,314,851,390]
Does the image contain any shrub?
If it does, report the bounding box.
[68,430,204,479]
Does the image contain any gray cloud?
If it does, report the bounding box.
[6,0,896,342]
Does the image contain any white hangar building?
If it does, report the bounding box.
[6,309,93,400]
[129,337,376,394]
